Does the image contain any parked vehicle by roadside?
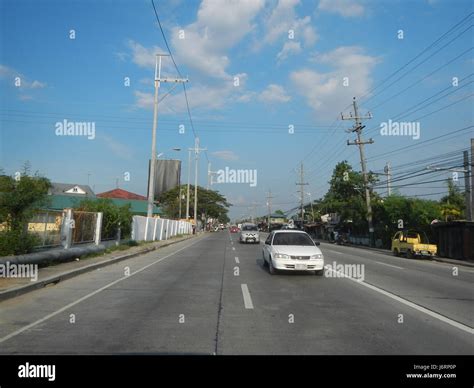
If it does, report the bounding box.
[391,230,437,259]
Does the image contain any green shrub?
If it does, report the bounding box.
[0,230,41,256]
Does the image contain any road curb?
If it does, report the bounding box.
[319,241,474,268]
[0,234,200,302]
[429,256,474,268]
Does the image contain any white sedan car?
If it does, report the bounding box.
[262,230,324,275]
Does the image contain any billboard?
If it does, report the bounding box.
[148,159,181,199]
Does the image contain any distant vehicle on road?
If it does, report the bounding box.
[239,223,260,244]
[391,230,437,259]
[230,225,239,233]
[262,230,324,275]
[219,223,225,230]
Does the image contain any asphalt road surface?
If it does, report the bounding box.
[0,231,472,355]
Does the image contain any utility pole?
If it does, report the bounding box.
[464,150,472,221]
[178,186,183,219]
[471,139,474,221]
[343,97,375,246]
[147,54,188,217]
[266,190,274,232]
[186,148,192,220]
[207,162,211,190]
[189,137,206,229]
[426,147,472,221]
[296,162,308,223]
[207,162,218,190]
[307,192,315,222]
[384,162,392,196]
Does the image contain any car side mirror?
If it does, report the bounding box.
[314,241,320,246]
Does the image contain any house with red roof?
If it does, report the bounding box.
[97,188,147,201]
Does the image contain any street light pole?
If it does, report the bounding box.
[146,54,188,218]
[146,55,162,218]
[188,138,206,228]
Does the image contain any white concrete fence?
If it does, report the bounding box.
[131,216,193,242]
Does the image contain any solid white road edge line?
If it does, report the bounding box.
[325,267,473,335]
[0,237,204,344]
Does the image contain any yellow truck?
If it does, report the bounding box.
[391,230,437,259]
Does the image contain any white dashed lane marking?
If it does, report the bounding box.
[241,284,254,309]
[375,261,404,270]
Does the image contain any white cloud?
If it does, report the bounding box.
[127,40,176,75]
[212,150,239,161]
[114,51,128,61]
[258,84,291,103]
[0,64,47,90]
[262,0,318,46]
[133,73,253,113]
[170,0,265,79]
[129,1,264,113]
[290,46,380,117]
[30,80,46,89]
[302,24,318,46]
[277,41,302,62]
[318,0,365,18]
[0,64,47,102]
[133,90,154,110]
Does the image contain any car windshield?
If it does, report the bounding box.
[272,233,314,246]
[406,231,430,243]
[242,225,258,231]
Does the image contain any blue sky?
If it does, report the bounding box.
[0,0,473,220]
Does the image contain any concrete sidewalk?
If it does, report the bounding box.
[0,233,201,302]
[320,240,474,268]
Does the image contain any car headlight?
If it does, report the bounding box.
[311,254,324,260]
[274,253,290,259]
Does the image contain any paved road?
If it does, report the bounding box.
[0,232,472,355]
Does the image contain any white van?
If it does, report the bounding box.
[239,223,260,244]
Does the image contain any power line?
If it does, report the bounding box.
[377,76,473,129]
[151,0,182,78]
[372,165,465,188]
[364,81,474,137]
[150,0,200,143]
[302,39,473,183]
[367,48,474,112]
[361,24,473,107]
[372,148,469,173]
[358,13,473,103]
[367,125,473,162]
